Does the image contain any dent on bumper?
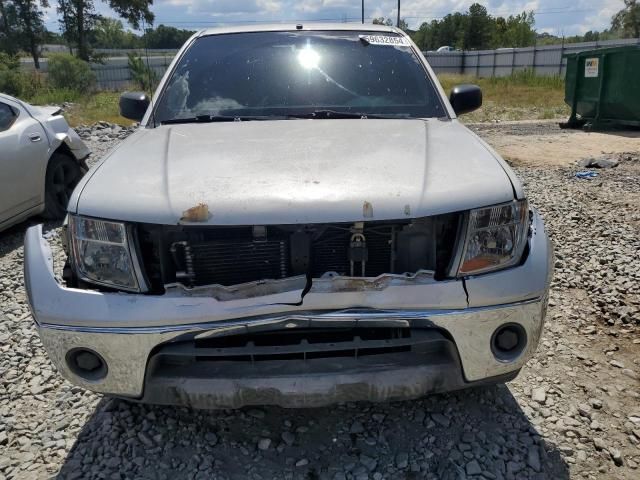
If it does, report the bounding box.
[24,211,552,403]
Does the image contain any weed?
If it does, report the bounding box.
[64,92,134,127]
[437,71,569,122]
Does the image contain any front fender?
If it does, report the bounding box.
[30,106,91,162]
[54,128,91,162]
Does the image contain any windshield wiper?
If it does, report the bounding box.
[160,114,278,125]
[287,110,406,120]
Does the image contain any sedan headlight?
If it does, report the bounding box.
[458,200,529,276]
[69,215,147,292]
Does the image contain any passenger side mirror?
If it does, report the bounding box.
[449,85,482,116]
[119,92,150,121]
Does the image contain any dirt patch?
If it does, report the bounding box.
[470,121,640,167]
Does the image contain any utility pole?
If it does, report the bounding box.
[397,0,400,28]
[361,0,364,24]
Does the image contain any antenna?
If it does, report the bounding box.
[141,16,157,128]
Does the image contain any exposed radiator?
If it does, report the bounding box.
[170,225,395,287]
[189,239,289,286]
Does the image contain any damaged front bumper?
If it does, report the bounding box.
[24,212,553,408]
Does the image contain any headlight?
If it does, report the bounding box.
[458,200,529,276]
[69,215,147,292]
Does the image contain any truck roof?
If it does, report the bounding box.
[197,22,402,37]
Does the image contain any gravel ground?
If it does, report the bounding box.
[468,121,572,137]
[1,123,639,480]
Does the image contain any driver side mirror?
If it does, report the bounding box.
[449,84,482,116]
[119,92,150,121]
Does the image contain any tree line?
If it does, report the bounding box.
[0,0,188,68]
[383,1,640,51]
[0,0,639,69]
[410,4,536,50]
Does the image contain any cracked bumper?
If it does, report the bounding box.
[24,212,552,407]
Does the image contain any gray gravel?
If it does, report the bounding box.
[468,121,573,137]
[1,122,639,480]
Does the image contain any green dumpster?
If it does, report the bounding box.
[562,45,640,129]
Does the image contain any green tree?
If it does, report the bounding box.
[493,12,535,47]
[92,16,140,48]
[372,17,393,26]
[58,0,153,61]
[57,0,98,59]
[142,24,194,49]
[0,0,18,54]
[611,0,640,38]
[583,30,600,42]
[411,5,535,50]
[412,12,468,50]
[464,3,493,49]
[13,0,48,68]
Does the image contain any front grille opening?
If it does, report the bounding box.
[151,327,434,367]
[188,345,412,363]
[195,327,411,349]
[136,214,463,291]
[146,328,459,387]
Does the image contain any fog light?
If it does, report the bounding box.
[491,324,527,361]
[66,348,108,381]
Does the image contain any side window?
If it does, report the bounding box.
[0,102,18,132]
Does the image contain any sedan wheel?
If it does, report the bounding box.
[43,153,83,220]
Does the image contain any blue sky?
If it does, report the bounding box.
[44,0,624,37]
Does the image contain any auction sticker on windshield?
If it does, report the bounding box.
[359,35,410,47]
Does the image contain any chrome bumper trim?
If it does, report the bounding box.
[37,300,540,335]
[36,298,546,399]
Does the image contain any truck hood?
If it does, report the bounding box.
[74,119,516,225]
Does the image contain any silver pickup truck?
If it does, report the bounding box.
[24,24,553,409]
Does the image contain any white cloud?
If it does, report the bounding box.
[258,0,284,13]
[294,0,325,13]
[45,0,625,35]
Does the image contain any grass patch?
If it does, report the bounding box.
[63,91,134,127]
[25,88,83,106]
[438,70,569,122]
[22,89,134,127]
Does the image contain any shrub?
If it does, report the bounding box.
[127,53,158,91]
[47,53,96,92]
[0,53,24,96]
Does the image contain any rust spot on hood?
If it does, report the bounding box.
[180,203,209,222]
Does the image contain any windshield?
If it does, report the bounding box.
[153,31,446,123]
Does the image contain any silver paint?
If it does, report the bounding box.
[0,93,90,231]
[69,119,516,226]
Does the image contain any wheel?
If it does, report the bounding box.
[43,153,83,220]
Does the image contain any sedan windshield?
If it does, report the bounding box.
[153,31,446,124]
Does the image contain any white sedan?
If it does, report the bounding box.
[0,93,90,231]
